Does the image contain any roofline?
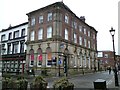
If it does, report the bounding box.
[26,2,97,32]
[1,22,28,32]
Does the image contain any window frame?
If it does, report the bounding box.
[8,32,12,40]
[21,28,25,37]
[30,31,34,41]
[79,36,82,45]
[47,26,52,38]
[7,43,11,54]
[65,15,69,23]
[88,41,90,48]
[74,33,77,43]
[65,28,68,40]
[84,38,87,47]
[47,12,52,21]
[13,42,19,54]
[38,28,43,40]
[31,18,35,26]
[1,34,5,41]
[39,15,43,24]
[14,30,19,38]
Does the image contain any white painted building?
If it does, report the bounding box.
[0,22,28,73]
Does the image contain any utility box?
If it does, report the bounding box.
[94,79,106,90]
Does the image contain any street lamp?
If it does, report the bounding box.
[22,60,26,74]
[109,27,119,86]
[64,46,68,77]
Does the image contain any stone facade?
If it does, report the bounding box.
[26,2,98,75]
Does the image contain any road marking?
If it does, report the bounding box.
[106,76,114,85]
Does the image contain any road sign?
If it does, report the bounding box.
[58,59,61,65]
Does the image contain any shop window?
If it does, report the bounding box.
[29,49,34,66]
[46,47,52,66]
[37,48,42,66]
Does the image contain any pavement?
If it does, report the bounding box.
[26,71,120,90]
[1,71,120,90]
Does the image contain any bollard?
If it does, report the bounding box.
[94,79,107,90]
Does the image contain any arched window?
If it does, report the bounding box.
[29,49,34,66]
[46,47,52,66]
[37,48,42,66]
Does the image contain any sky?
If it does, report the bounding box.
[0,0,119,54]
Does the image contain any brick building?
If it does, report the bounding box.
[26,2,98,75]
[97,50,117,70]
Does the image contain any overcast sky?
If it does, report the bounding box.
[0,0,119,54]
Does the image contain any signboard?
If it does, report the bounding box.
[58,59,61,65]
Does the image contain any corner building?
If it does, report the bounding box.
[26,2,98,75]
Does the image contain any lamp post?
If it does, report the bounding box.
[58,56,61,77]
[109,27,119,86]
[64,46,68,77]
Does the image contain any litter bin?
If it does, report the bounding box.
[94,79,106,90]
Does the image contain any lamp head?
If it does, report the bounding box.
[109,27,115,36]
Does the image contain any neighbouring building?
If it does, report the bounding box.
[0,22,28,74]
[26,2,98,75]
[97,50,119,70]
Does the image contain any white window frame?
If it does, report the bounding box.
[30,31,34,41]
[38,28,43,40]
[1,34,5,41]
[8,44,11,54]
[88,41,90,48]
[84,38,87,47]
[93,34,95,39]
[84,28,86,34]
[31,18,35,26]
[74,33,77,43]
[21,29,25,36]
[9,33,12,40]
[14,31,19,38]
[79,26,82,32]
[47,12,52,21]
[65,28,68,40]
[88,31,90,37]
[46,53,52,67]
[79,36,82,45]
[37,55,42,67]
[65,15,69,23]
[39,15,43,23]
[74,21,77,29]
[13,43,18,54]
[47,26,52,38]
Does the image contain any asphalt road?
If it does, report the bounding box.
[45,71,120,89]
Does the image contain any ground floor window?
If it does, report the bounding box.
[30,61,34,66]
[47,53,52,66]
[38,61,42,65]
[2,60,22,73]
[37,54,42,66]
[29,49,34,66]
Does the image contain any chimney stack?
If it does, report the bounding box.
[80,16,85,22]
